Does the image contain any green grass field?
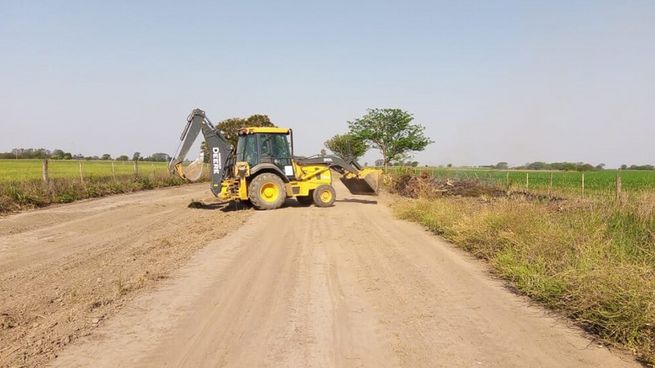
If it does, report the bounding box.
[392,167,655,195]
[0,159,169,183]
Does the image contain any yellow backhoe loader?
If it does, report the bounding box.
[169,109,381,210]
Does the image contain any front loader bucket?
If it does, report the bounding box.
[340,169,381,195]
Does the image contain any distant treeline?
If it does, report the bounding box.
[619,164,655,171]
[0,148,170,162]
[479,161,654,171]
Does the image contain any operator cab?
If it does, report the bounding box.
[236,127,295,179]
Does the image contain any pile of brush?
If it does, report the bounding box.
[388,171,506,199]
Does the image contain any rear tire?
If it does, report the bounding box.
[248,173,286,210]
[313,185,336,207]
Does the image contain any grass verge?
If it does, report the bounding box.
[388,173,655,365]
[0,175,187,214]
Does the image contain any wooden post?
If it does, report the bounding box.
[548,172,553,198]
[525,172,529,190]
[581,172,585,196]
[615,175,622,202]
[42,159,49,184]
[79,161,84,185]
[506,170,510,189]
[111,161,116,182]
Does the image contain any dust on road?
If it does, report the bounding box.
[33,182,639,367]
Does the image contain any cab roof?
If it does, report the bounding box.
[238,127,290,135]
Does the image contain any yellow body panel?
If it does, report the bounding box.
[217,161,334,202]
[287,164,333,197]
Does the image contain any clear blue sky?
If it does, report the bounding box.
[1,0,653,167]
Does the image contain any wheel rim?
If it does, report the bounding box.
[260,183,279,203]
[319,189,332,203]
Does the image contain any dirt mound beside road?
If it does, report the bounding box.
[0,184,250,368]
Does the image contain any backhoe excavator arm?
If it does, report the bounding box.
[169,109,233,196]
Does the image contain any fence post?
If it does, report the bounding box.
[133,160,139,176]
[581,172,585,197]
[548,172,553,198]
[79,161,84,185]
[525,172,529,190]
[111,161,116,182]
[615,175,622,202]
[42,159,49,184]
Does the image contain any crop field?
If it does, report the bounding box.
[393,167,655,195]
[0,159,169,183]
[0,159,190,213]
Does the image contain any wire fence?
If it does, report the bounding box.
[0,159,176,184]
[386,166,655,199]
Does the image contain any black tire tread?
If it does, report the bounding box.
[313,185,336,207]
[248,173,286,210]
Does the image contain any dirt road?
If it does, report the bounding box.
[2,183,638,367]
[0,184,250,367]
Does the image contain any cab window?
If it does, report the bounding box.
[236,135,258,167]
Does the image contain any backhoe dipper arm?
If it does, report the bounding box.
[169,108,233,196]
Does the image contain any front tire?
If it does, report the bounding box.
[313,185,336,207]
[248,173,286,210]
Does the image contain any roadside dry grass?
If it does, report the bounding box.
[0,175,186,214]
[388,173,655,366]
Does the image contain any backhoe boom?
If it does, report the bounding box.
[168,109,233,196]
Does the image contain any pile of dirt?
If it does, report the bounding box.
[389,172,507,199]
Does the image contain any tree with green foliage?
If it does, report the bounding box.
[217,114,276,148]
[389,152,418,167]
[324,133,367,161]
[51,149,65,159]
[348,108,432,168]
[143,153,170,162]
[132,152,141,161]
[101,154,112,160]
[116,155,129,161]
